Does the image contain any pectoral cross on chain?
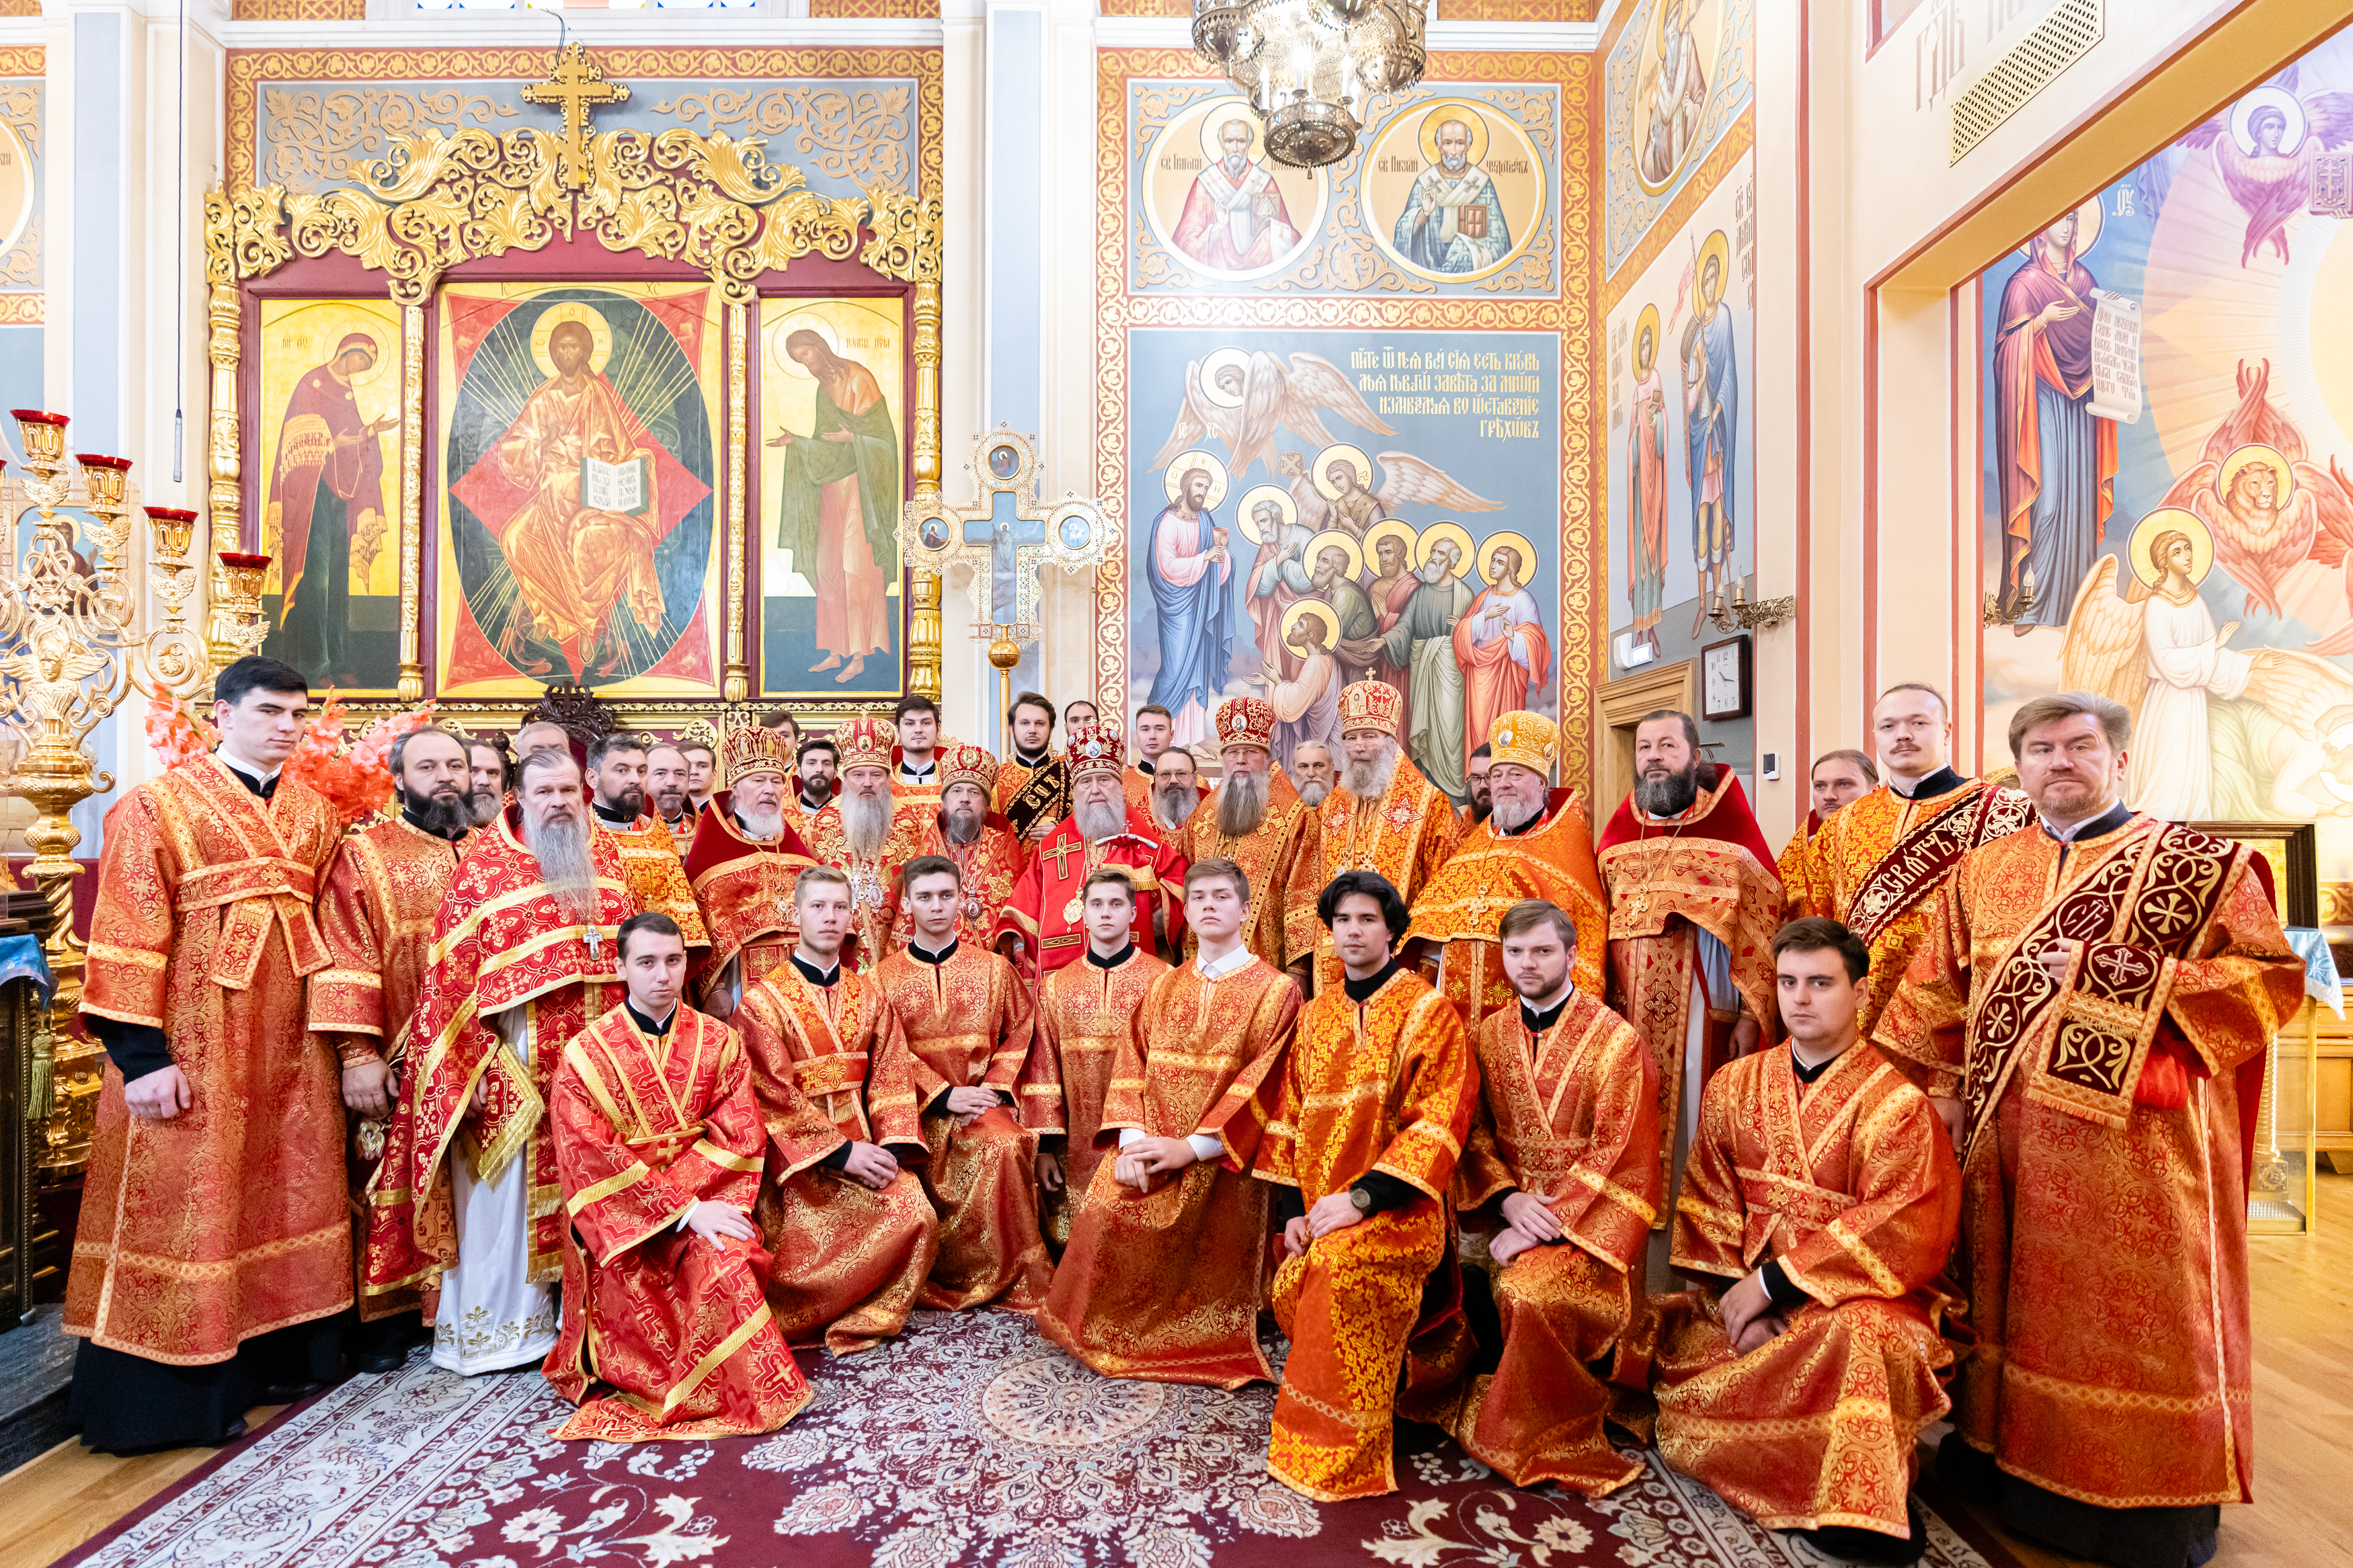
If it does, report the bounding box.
[1043,837,1084,878]
[586,927,601,956]
[523,43,631,191]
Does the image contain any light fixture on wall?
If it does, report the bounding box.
[1190,0,1427,169]
[1706,579,1794,634]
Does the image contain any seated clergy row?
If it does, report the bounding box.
[64,658,2297,1568]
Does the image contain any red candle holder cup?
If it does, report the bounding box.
[143,506,200,522]
[75,454,131,471]
[9,411,68,427]
[218,552,272,571]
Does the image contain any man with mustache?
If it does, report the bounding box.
[365,746,640,1376]
[895,743,1026,952]
[644,742,698,856]
[994,691,1068,845]
[1463,743,1494,828]
[785,733,838,844]
[1403,711,1609,1036]
[805,716,934,969]
[1123,702,1204,818]
[1148,747,1203,833]
[587,731,709,960]
[467,737,510,828]
[1176,697,1318,987]
[683,726,818,1018]
[994,723,1189,981]
[311,723,476,1374]
[1289,740,1334,807]
[1593,710,1782,1228]
[1304,682,1460,991]
[891,694,947,813]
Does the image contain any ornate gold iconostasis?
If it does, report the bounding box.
[206,44,946,741]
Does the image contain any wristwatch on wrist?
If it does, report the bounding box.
[1349,1185,1373,1213]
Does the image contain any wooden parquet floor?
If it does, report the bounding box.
[1,1178,2346,1568]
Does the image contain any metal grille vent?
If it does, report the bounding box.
[1948,0,2106,165]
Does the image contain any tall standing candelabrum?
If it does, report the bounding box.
[0,409,261,1175]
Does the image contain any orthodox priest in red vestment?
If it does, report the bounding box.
[1308,683,1460,991]
[1176,698,1320,987]
[994,724,1188,979]
[802,716,932,969]
[685,726,817,1015]
[892,743,1026,953]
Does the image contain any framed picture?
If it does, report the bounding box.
[2188,821,2319,929]
[1700,635,1751,720]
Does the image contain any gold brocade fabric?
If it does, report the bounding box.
[1652,1042,1961,1538]
[732,967,937,1355]
[993,811,1190,978]
[871,946,1051,1311]
[600,815,713,950]
[1774,826,1818,922]
[1255,968,1477,1499]
[68,759,348,1365]
[1874,815,2301,1510]
[1307,761,1460,990]
[1177,771,1318,975]
[1024,947,1172,1245]
[543,1005,811,1442]
[1037,955,1298,1387]
[889,819,1028,956]
[687,809,816,1010]
[804,800,933,969]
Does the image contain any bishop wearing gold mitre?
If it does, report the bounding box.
[1176,696,1320,988]
[684,725,818,1016]
[1795,685,2034,1034]
[994,723,1189,978]
[366,745,639,1377]
[1038,859,1298,1385]
[1595,709,1782,1206]
[543,913,812,1442]
[1307,682,1460,990]
[873,855,1054,1311]
[1403,710,1609,1037]
[1443,899,1659,1495]
[309,723,477,1373]
[891,742,1027,953]
[1256,871,1478,1501]
[1875,695,2301,1568]
[67,659,346,1453]
[803,715,933,968]
[584,730,713,954]
[731,866,940,1354]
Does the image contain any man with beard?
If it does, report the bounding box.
[1594,710,1782,1222]
[1178,697,1318,987]
[1290,740,1334,807]
[1464,743,1494,828]
[892,694,947,813]
[995,691,1068,843]
[681,737,718,815]
[467,738,510,828]
[1305,682,1460,990]
[1382,538,1476,801]
[1404,711,1609,1036]
[896,743,1026,951]
[1341,530,1419,706]
[786,734,838,843]
[645,743,699,856]
[365,747,639,1376]
[312,723,475,1373]
[805,716,933,968]
[684,727,819,1018]
[1124,703,1203,817]
[996,723,1189,979]
[1148,747,1203,833]
[587,731,709,956]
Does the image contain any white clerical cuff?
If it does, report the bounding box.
[1186,1132,1222,1161]
[1118,1128,1143,1148]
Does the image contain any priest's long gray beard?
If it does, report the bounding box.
[523,812,600,923]
[843,790,894,859]
[945,804,985,846]
[1298,778,1330,808]
[469,788,503,828]
[1075,796,1127,843]
[1216,769,1268,838]
[737,807,784,842]
[1634,762,1703,820]
[1152,781,1194,830]
[1341,745,1398,802]
[1491,791,1544,833]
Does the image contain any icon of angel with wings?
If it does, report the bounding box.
[2176,75,2353,267]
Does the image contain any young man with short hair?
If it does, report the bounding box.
[543,913,811,1440]
[1038,859,1297,1385]
[892,694,947,811]
[680,739,718,814]
[787,734,838,842]
[995,690,1067,841]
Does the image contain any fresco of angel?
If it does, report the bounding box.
[2176,75,2353,267]
[1275,444,1502,538]
[1154,347,1394,481]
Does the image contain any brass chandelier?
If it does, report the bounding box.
[1191,0,1429,169]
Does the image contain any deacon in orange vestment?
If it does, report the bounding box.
[1405,711,1608,1036]
[803,716,932,968]
[1653,919,1960,1553]
[994,724,1189,978]
[1178,698,1319,985]
[1256,870,1479,1501]
[543,915,811,1442]
[1445,899,1658,1494]
[875,858,1054,1311]
[1309,682,1460,990]
[890,695,949,814]
[69,662,346,1451]
[1874,699,2301,1564]
[1038,859,1297,1385]
[731,867,939,1354]
[994,692,1068,840]
[1595,715,1782,1207]
[1775,747,1878,917]
[586,732,712,954]
[364,750,639,1374]
[891,743,1026,953]
[685,726,818,1015]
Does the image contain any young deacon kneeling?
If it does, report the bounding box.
[543,913,811,1442]
[1444,898,1660,1494]
[1650,917,1960,1563]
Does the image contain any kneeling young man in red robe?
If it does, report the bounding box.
[1649,917,1960,1564]
[543,912,812,1441]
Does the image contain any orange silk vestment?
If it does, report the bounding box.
[869,943,1053,1311]
[1652,1042,1962,1539]
[1307,758,1460,989]
[69,759,346,1364]
[683,792,817,1011]
[1775,821,1818,921]
[890,815,1029,956]
[600,813,713,952]
[1404,787,1610,1035]
[1025,945,1171,1247]
[543,1004,811,1442]
[1176,770,1320,974]
[803,798,933,968]
[1874,814,2301,1513]
[1038,953,1298,1387]
[993,810,1189,979]
[1254,967,1478,1500]
[1447,988,1659,1493]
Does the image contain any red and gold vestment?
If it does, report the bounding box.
[1307,759,1459,988]
[1651,1042,1961,1540]
[994,752,1068,837]
[1176,770,1319,974]
[1874,813,2301,1512]
[803,798,932,968]
[890,815,1027,955]
[69,758,346,1365]
[600,813,712,952]
[543,1004,811,1442]
[1405,788,1609,1035]
[1445,988,1657,1493]
[1023,945,1170,1247]
[731,963,938,1354]
[992,809,1189,978]
[1038,953,1297,1387]
[683,792,817,1011]
[1775,818,1820,921]
[362,808,637,1313]
[1254,966,1478,1500]
[870,944,1053,1311]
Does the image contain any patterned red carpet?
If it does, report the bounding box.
[54,1311,2000,1568]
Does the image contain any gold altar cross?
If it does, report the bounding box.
[1043,837,1084,878]
[523,43,631,190]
